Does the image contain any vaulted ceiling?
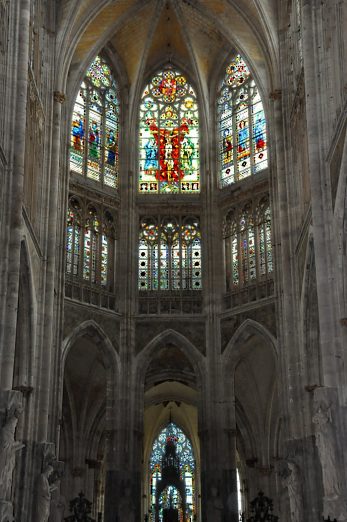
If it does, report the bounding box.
[57,0,279,102]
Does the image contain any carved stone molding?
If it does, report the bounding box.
[54,91,66,104]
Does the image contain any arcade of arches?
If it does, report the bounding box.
[0,1,347,521]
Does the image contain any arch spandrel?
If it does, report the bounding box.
[62,319,120,373]
[136,329,205,390]
[222,318,278,374]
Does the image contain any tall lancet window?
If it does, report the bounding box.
[149,423,195,522]
[138,216,202,291]
[139,67,200,194]
[218,54,268,187]
[223,197,272,291]
[70,55,120,188]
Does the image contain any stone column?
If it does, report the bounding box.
[301,0,340,387]
[220,428,238,522]
[0,0,30,389]
[37,90,66,442]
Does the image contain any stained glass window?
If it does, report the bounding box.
[257,198,273,277]
[65,196,116,289]
[149,423,195,522]
[139,67,200,194]
[83,205,100,284]
[139,216,201,291]
[70,55,120,188]
[66,197,82,277]
[224,197,272,291]
[218,54,268,187]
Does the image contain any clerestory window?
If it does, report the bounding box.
[70,55,120,189]
[139,67,200,194]
[218,54,268,187]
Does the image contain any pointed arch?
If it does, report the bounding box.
[136,328,205,389]
[223,318,278,467]
[138,65,200,194]
[60,320,120,490]
[222,318,277,375]
[62,319,120,373]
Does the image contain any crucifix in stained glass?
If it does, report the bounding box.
[139,68,200,194]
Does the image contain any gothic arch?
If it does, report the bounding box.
[65,43,128,127]
[60,320,120,501]
[133,59,207,150]
[222,319,278,467]
[222,318,277,375]
[213,48,271,119]
[61,318,120,428]
[136,328,205,389]
[62,319,120,372]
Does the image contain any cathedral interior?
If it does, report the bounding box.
[0,0,347,521]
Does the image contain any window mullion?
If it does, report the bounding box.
[248,85,255,176]
[80,210,85,282]
[101,92,106,187]
[233,91,238,182]
[84,88,90,179]
[225,233,231,291]
[238,222,243,286]
[254,213,260,282]
[263,220,268,278]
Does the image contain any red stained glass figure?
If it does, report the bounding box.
[146,117,193,183]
